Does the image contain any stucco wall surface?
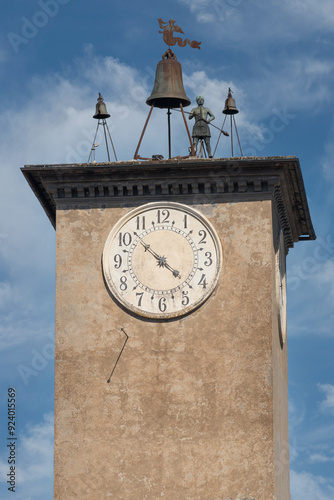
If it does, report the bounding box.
[54,199,286,500]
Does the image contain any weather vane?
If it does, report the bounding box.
[158,19,201,49]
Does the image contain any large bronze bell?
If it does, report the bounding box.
[93,93,110,119]
[146,49,191,109]
[223,88,239,115]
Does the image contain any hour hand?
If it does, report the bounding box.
[164,261,181,278]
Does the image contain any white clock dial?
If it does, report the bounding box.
[102,202,222,319]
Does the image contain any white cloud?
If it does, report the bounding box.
[186,55,334,155]
[0,53,164,352]
[0,318,52,352]
[18,413,54,482]
[178,0,334,42]
[318,384,334,414]
[287,242,334,337]
[289,397,306,431]
[0,48,271,169]
[175,1,334,128]
[316,38,334,48]
[2,51,239,354]
[309,453,334,464]
[246,56,334,122]
[183,70,264,155]
[288,392,334,476]
[322,123,334,185]
[290,469,334,500]
[284,0,334,30]
[178,0,241,25]
[1,46,332,357]
[0,413,53,499]
[0,282,16,309]
[0,5,332,500]
[184,70,241,105]
[288,397,306,463]
[197,12,216,23]
[308,261,334,303]
[305,423,334,445]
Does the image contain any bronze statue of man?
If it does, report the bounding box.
[189,95,215,157]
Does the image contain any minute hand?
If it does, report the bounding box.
[140,241,181,279]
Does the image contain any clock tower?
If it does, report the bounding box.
[22,156,314,499]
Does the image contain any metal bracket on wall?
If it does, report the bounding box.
[107,328,129,383]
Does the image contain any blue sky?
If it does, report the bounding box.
[0,0,334,498]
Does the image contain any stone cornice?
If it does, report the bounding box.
[21,156,315,249]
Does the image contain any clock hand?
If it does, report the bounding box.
[140,241,181,279]
[163,261,181,278]
[140,241,160,260]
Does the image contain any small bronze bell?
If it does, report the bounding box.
[223,88,239,115]
[146,49,191,109]
[93,93,110,119]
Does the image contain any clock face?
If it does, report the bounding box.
[102,202,222,319]
[276,230,287,345]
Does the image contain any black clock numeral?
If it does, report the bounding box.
[204,251,213,266]
[198,274,207,289]
[181,290,189,306]
[120,276,128,291]
[158,297,167,312]
[118,232,132,247]
[157,209,170,224]
[114,254,122,269]
[183,214,188,229]
[198,230,207,244]
[136,292,144,307]
[136,216,146,230]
